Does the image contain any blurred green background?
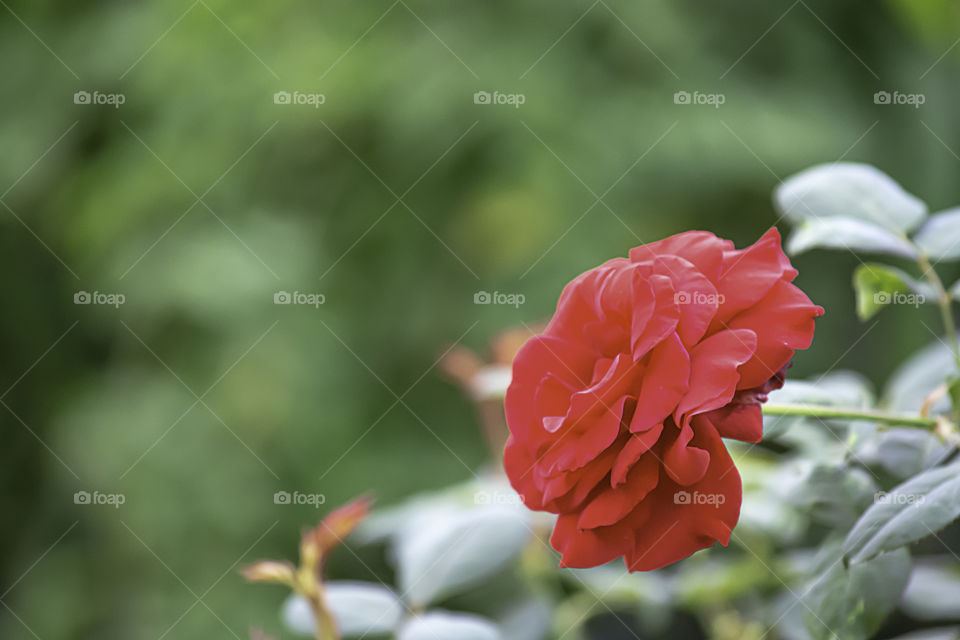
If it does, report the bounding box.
[3,0,960,637]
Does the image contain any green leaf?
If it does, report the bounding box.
[914,207,960,260]
[571,565,672,607]
[283,583,404,637]
[787,464,877,529]
[853,428,951,480]
[398,612,502,640]
[885,340,959,412]
[498,598,554,640]
[786,217,918,258]
[843,460,960,564]
[395,505,531,607]
[775,162,927,232]
[853,263,935,320]
[902,562,960,621]
[948,375,960,417]
[769,372,875,408]
[281,596,315,637]
[804,545,911,640]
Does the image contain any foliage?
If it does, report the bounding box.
[5,1,960,639]
[246,163,960,640]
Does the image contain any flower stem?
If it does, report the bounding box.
[309,593,340,640]
[761,403,938,429]
[918,253,960,373]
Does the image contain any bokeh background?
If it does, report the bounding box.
[3,0,960,637]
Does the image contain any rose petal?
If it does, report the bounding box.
[711,227,797,330]
[612,423,664,486]
[725,280,824,389]
[565,354,638,421]
[545,263,617,340]
[631,333,690,432]
[675,328,757,419]
[553,503,654,569]
[653,255,719,345]
[663,422,710,486]
[540,395,633,473]
[578,455,659,529]
[631,275,680,359]
[542,445,621,512]
[535,374,577,433]
[703,367,787,443]
[503,436,545,510]
[701,404,762,443]
[625,418,741,572]
[629,230,732,282]
[506,334,604,452]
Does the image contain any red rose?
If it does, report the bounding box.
[503,229,823,571]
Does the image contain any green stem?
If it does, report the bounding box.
[308,592,340,640]
[761,402,937,429]
[918,253,960,373]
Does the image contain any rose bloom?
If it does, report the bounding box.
[504,229,823,571]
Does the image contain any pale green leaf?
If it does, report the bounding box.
[398,612,502,640]
[913,207,960,260]
[843,461,960,564]
[853,263,934,320]
[902,562,960,621]
[283,583,404,637]
[885,340,958,412]
[804,542,911,640]
[787,218,918,258]
[853,428,951,480]
[775,163,927,232]
[395,505,530,607]
[786,464,876,529]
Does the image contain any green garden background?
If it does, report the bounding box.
[3,0,960,637]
